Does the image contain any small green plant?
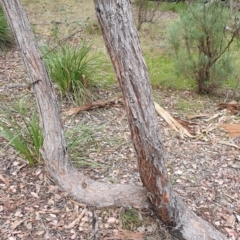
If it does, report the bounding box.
[0,99,43,165]
[66,123,104,168]
[119,208,143,231]
[0,6,14,50]
[84,19,101,35]
[50,21,60,41]
[42,43,103,105]
[168,2,238,94]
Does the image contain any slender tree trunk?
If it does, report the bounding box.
[94,0,227,239]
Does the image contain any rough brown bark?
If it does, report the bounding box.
[0,0,149,209]
[94,0,227,239]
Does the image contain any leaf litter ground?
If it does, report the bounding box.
[0,1,240,239]
[0,48,240,240]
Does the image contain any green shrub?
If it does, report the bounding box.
[0,6,14,50]
[42,43,103,105]
[168,2,237,94]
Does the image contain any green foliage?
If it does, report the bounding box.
[0,6,14,51]
[119,208,143,231]
[159,2,187,13]
[0,99,43,165]
[42,43,103,105]
[168,2,237,94]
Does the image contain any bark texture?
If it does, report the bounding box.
[0,0,149,209]
[94,0,227,239]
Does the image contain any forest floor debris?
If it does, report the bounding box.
[0,49,240,240]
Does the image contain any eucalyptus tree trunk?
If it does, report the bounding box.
[94,0,227,239]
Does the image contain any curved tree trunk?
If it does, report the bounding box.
[94,0,227,239]
[0,0,149,209]
[1,0,227,239]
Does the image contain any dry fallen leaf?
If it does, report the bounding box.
[30,192,39,199]
[0,173,9,185]
[224,215,236,228]
[11,220,24,231]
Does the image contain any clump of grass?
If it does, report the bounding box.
[0,6,14,50]
[0,98,43,165]
[0,98,104,168]
[66,123,104,168]
[42,42,104,105]
[119,208,143,231]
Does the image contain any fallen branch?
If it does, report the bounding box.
[4,83,27,89]
[64,208,86,229]
[154,102,195,138]
[219,102,240,115]
[219,140,240,149]
[205,112,224,122]
[64,96,123,115]
[186,114,211,120]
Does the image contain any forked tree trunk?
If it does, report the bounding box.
[1,0,227,239]
[0,0,149,208]
[94,0,227,239]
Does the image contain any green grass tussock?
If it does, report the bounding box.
[0,6,14,51]
[42,42,106,105]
